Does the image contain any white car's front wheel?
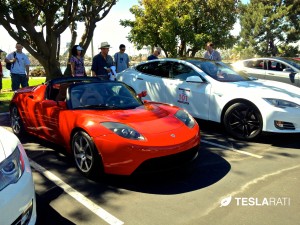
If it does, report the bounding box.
[223,102,263,141]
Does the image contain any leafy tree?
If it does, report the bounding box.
[239,0,300,57]
[0,0,116,80]
[121,0,238,57]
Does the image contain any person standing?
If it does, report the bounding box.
[114,44,130,73]
[5,43,30,91]
[70,45,86,77]
[91,42,114,80]
[0,49,3,93]
[203,42,222,61]
[147,47,161,60]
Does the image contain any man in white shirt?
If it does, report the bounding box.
[203,42,222,61]
[5,43,30,91]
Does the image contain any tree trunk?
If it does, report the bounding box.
[39,58,62,81]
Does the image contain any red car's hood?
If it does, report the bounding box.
[73,104,182,134]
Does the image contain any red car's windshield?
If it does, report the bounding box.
[69,82,143,109]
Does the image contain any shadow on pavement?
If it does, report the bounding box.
[36,187,76,225]
[101,148,231,195]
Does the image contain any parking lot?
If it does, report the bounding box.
[1,114,299,225]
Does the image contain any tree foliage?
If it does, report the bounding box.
[239,0,300,57]
[0,0,116,80]
[120,0,239,57]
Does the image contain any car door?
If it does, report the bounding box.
[20,85,48,136]
[265,59,300,87]
[240,59,266,80]
[133,61,171,103]
[162,62,210,120]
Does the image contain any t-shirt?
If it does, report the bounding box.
[70,56,85,76]
[6,52,30,75]
[147,55,158,60]
[203,50,222,61]
[114,52,130,73]
[91,53,114,76]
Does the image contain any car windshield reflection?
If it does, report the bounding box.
[69,82,143,109]
[188,60,251,82]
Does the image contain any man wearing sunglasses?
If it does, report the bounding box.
[114,44,130,73]
[147,47,162,60]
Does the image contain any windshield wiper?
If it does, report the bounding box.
[76,104,120,109]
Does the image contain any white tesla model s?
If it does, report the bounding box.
[117,58,300,141]
[0,127,36,225]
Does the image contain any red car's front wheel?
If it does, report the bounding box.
[72,131,104,179]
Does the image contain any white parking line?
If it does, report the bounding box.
[29,159,124,225]
[201,140,263,159]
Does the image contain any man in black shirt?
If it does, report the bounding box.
[91,42,114,80]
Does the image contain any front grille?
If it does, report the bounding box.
[132,145,199,175]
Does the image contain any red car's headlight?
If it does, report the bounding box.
[175,110,196,128]
[0,146,25,191]
[101,122,145,140]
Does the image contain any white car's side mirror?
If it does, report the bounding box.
[186,76,203,83]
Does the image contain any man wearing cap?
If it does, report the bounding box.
[91,42,114,80]
[114,44,130,73]
[5,43,30,91]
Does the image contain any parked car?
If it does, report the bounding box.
[117,58,300,141]
[0,127,36,225]
[10,77,200,178]
[231,57,300,87]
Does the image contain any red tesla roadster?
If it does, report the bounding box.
[10,77,200,178]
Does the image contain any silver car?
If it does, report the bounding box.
[232,57,300,87]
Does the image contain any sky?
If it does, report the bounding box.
[0,0,245,57]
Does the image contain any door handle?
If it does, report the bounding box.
[137,77,143,80]
[28,95,34,99]
[267,73,274,75]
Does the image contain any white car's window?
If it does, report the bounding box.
[189,60,249,82]
[266,60,288,71]
[279,58,300,70]
[136,61,171,78]
[172,62,199,80]
[245,60,264,70]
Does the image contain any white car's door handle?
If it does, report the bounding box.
[267,73,274,75]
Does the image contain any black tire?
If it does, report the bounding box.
[71,131,104,179]
[223,102,262,141]
[10,105,26,137]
